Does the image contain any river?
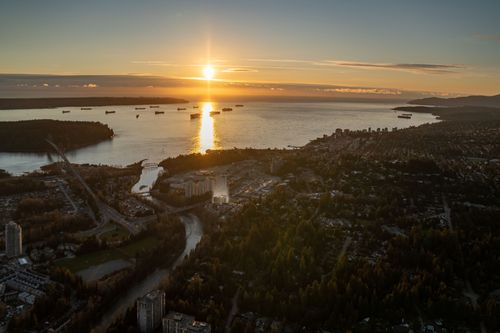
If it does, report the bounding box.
[91,213,203,333]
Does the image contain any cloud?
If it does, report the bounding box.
[222,67,259,73]
[476,34,500,41]
[246,57,463,74]
[247,58,315,64]
[318,88,402,95]
[131,60,176,66]
[325,61,463,74]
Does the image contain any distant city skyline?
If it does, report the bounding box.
[1,0,499,98]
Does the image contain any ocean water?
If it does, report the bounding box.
[0,101,438,174]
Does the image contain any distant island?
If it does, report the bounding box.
[408,93,500,108]
[394,105,500,121]
[395,93,500,121]
[0,97,188,110]
[0,119,114,152]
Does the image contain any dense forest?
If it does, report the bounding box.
[0,119,114,152]
[158,148,280,175]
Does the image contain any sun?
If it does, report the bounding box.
[203,65,215,80]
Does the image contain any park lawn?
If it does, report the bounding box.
[57,248,122,272]
[100,224,130,243]
[57,236,160,273]
[119,236,160,257]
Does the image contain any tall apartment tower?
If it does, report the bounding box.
[5,221,22,258]
[137,290,166,333]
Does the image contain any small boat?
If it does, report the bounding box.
[136,114,140,119]
[398,115,411,119]
[105,110,116,114]
[81,107,92,110]
[235,104,244,107]
[190,113,201,119]
[222,107,233,112]
[135,107,146,110]
[193,105,199,109]
[150,105,159,108]
[210,111,221,116]
[62,110,70,114]
[177,107,186,111]
[155,111,165,114]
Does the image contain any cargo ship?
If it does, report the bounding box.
[235,104,244,107]
[105,110,116,114]
[193,105,199,109]
[135,107,146,110]
[222,107,233,112]
[150,105,159,108]
[210,111,221,116]
[155,111,165,114]
[81,107,92,110]
[62,110,70,113]
[190,113,201,119]
[397,114,411,119]
[177,107,187,111]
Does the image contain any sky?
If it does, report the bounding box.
[1,0,499,100]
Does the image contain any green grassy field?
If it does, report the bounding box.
[99,224,130,243]
[57,236,161,273]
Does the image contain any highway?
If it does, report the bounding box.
[46,139,144,235]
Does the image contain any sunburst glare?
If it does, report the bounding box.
[202,65,215,80]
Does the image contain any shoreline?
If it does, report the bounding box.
[0,102,439,175]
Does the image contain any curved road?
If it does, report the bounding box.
[91,213,203,333]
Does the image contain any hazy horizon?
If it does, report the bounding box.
[0,73,456,102]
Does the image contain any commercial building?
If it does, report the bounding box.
[169,176,212,199]
[162,312,211,333]
[5,221,22,258]
[184,177,213,198]
[167,171,230,203]
[0,265,51,299]
[137,290,166,333]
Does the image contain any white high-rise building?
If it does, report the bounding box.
[5,221,22,258]
[137,290,166,333]
[211,175,229,204]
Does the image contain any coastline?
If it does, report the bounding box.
[0,101,438,175]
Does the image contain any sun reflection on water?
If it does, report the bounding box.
[194,101,217,154]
